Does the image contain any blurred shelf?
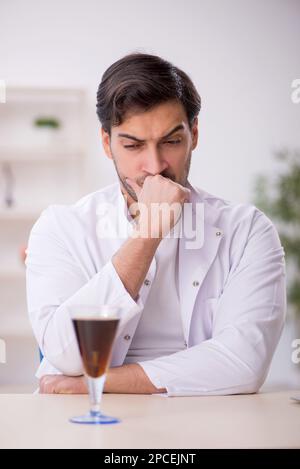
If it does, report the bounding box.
[0,148,85,163]
[3,86,86,104]
[0,85,87,350]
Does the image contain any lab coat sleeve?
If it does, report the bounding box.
[25,207,143,376]
[138,210,286,396]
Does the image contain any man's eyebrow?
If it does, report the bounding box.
[117,124,185,142]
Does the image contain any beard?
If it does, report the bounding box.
[111,150,192,202]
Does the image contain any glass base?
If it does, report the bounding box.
[70,411,120,425]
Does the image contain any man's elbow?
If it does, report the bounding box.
[43,350,83,377]
[236,371,267,395]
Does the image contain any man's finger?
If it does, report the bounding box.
[39,375,87,394]
[39,374,58,393]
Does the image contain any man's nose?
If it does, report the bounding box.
[141,147,168,175]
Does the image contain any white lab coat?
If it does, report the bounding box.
[25,181,286,396]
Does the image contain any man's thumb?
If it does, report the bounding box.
[126,178,142,196]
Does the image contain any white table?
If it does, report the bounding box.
[1,391,300,448]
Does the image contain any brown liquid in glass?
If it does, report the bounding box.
[73,318,119,378]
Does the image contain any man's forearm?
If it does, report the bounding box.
[112,235,161,300]
[105,363,167,394]
[39,363,167,394]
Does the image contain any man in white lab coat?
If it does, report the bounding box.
[26,53,286,396]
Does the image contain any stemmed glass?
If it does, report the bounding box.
[69,304,121,424]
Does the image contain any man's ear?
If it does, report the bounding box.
[191,117,198,150]
[101,127,113,160]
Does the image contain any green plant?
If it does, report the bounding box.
[33,117,60,129]
[253,149,300,317]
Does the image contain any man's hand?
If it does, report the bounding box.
[126,174,190,239]
[39,364,166,395]
[39,374,88,394]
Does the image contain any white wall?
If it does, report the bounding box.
[1,0,300,389]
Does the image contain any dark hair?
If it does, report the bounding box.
[96,52,201,135]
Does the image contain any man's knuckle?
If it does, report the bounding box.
[174,187,182,197]
[40,375,58,393]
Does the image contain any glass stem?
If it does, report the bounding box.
[88,374,106,415]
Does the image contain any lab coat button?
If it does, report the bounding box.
[193,280,199,287]
[144,279,151,286]
[124,334,131,341]
[216,231,222,237]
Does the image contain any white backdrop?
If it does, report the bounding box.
[0,0,299,389]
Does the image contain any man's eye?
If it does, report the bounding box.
[123,139,181,150]
[123,144,142,150]
[164,139,181,145]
